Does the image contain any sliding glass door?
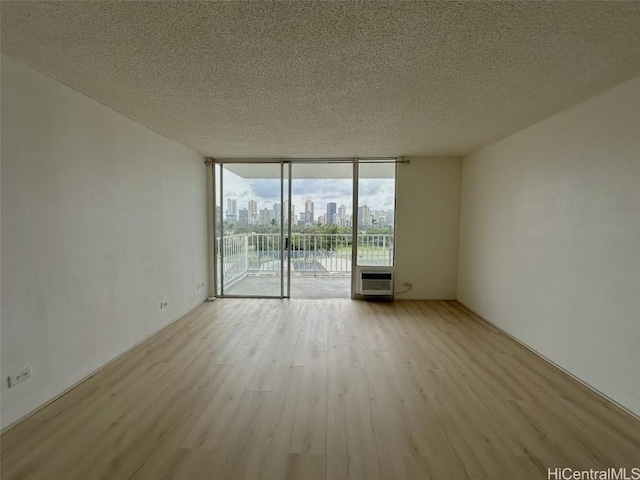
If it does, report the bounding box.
[217,162,286,297]
[288,162,353,298]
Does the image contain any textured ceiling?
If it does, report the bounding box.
[2,1,640,158]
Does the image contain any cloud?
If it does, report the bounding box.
[292,179,352,198]
[226,178,394,212]
[250,180,281,202]
[358,180,394,210]
[358,179,392,196]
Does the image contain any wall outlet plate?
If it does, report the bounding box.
[8,366,32,388]
[160,296,170,311]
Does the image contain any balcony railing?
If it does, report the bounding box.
[216,233,393,289]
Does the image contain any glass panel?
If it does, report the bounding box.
[356,162,396,266]
[289,162,353,299]
[219,163,283,297]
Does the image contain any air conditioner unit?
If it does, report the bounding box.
[360,271,394,296]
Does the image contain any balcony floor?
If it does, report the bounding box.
[224,274,351,298]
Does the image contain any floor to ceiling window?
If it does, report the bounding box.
[287,162,353,298]
[216,162,286,298]
[212,158,397,299]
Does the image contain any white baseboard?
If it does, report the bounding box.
[455,301,640,422]
[1,300,207,434]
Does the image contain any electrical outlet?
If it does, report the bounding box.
[160,296,170,311]
[7,366,32,388]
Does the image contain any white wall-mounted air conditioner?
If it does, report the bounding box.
[360,271,394,296]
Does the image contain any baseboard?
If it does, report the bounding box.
[455,301,640,422]
[0,300,207,435]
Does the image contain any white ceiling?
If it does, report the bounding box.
[2,1,639,158]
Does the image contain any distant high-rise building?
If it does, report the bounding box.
[273,203,281,224]
[373,210,387,226]
[358,205,371,227]
[304,200,314,224]
[238,208,249,225]
[326,202,337,225]
[226,199,237,223]
[259,208,272,225]
[248,200,258,225]
[338,205,347,222]
[385,210,394,226]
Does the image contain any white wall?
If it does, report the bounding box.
[395,157,462,299]
[458,76,640,416]
[0,55,209,429]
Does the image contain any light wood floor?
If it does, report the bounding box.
[2,300,639,479]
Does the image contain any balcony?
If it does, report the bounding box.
[217,232,393,297]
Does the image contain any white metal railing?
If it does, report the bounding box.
[217,233,393,289]
[216,233,249,287]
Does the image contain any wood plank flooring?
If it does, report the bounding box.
[2,300,639,479]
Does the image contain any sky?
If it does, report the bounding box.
[219,169,395,217]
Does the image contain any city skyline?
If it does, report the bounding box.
[219,168,395,215]
[223,197,394,228]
